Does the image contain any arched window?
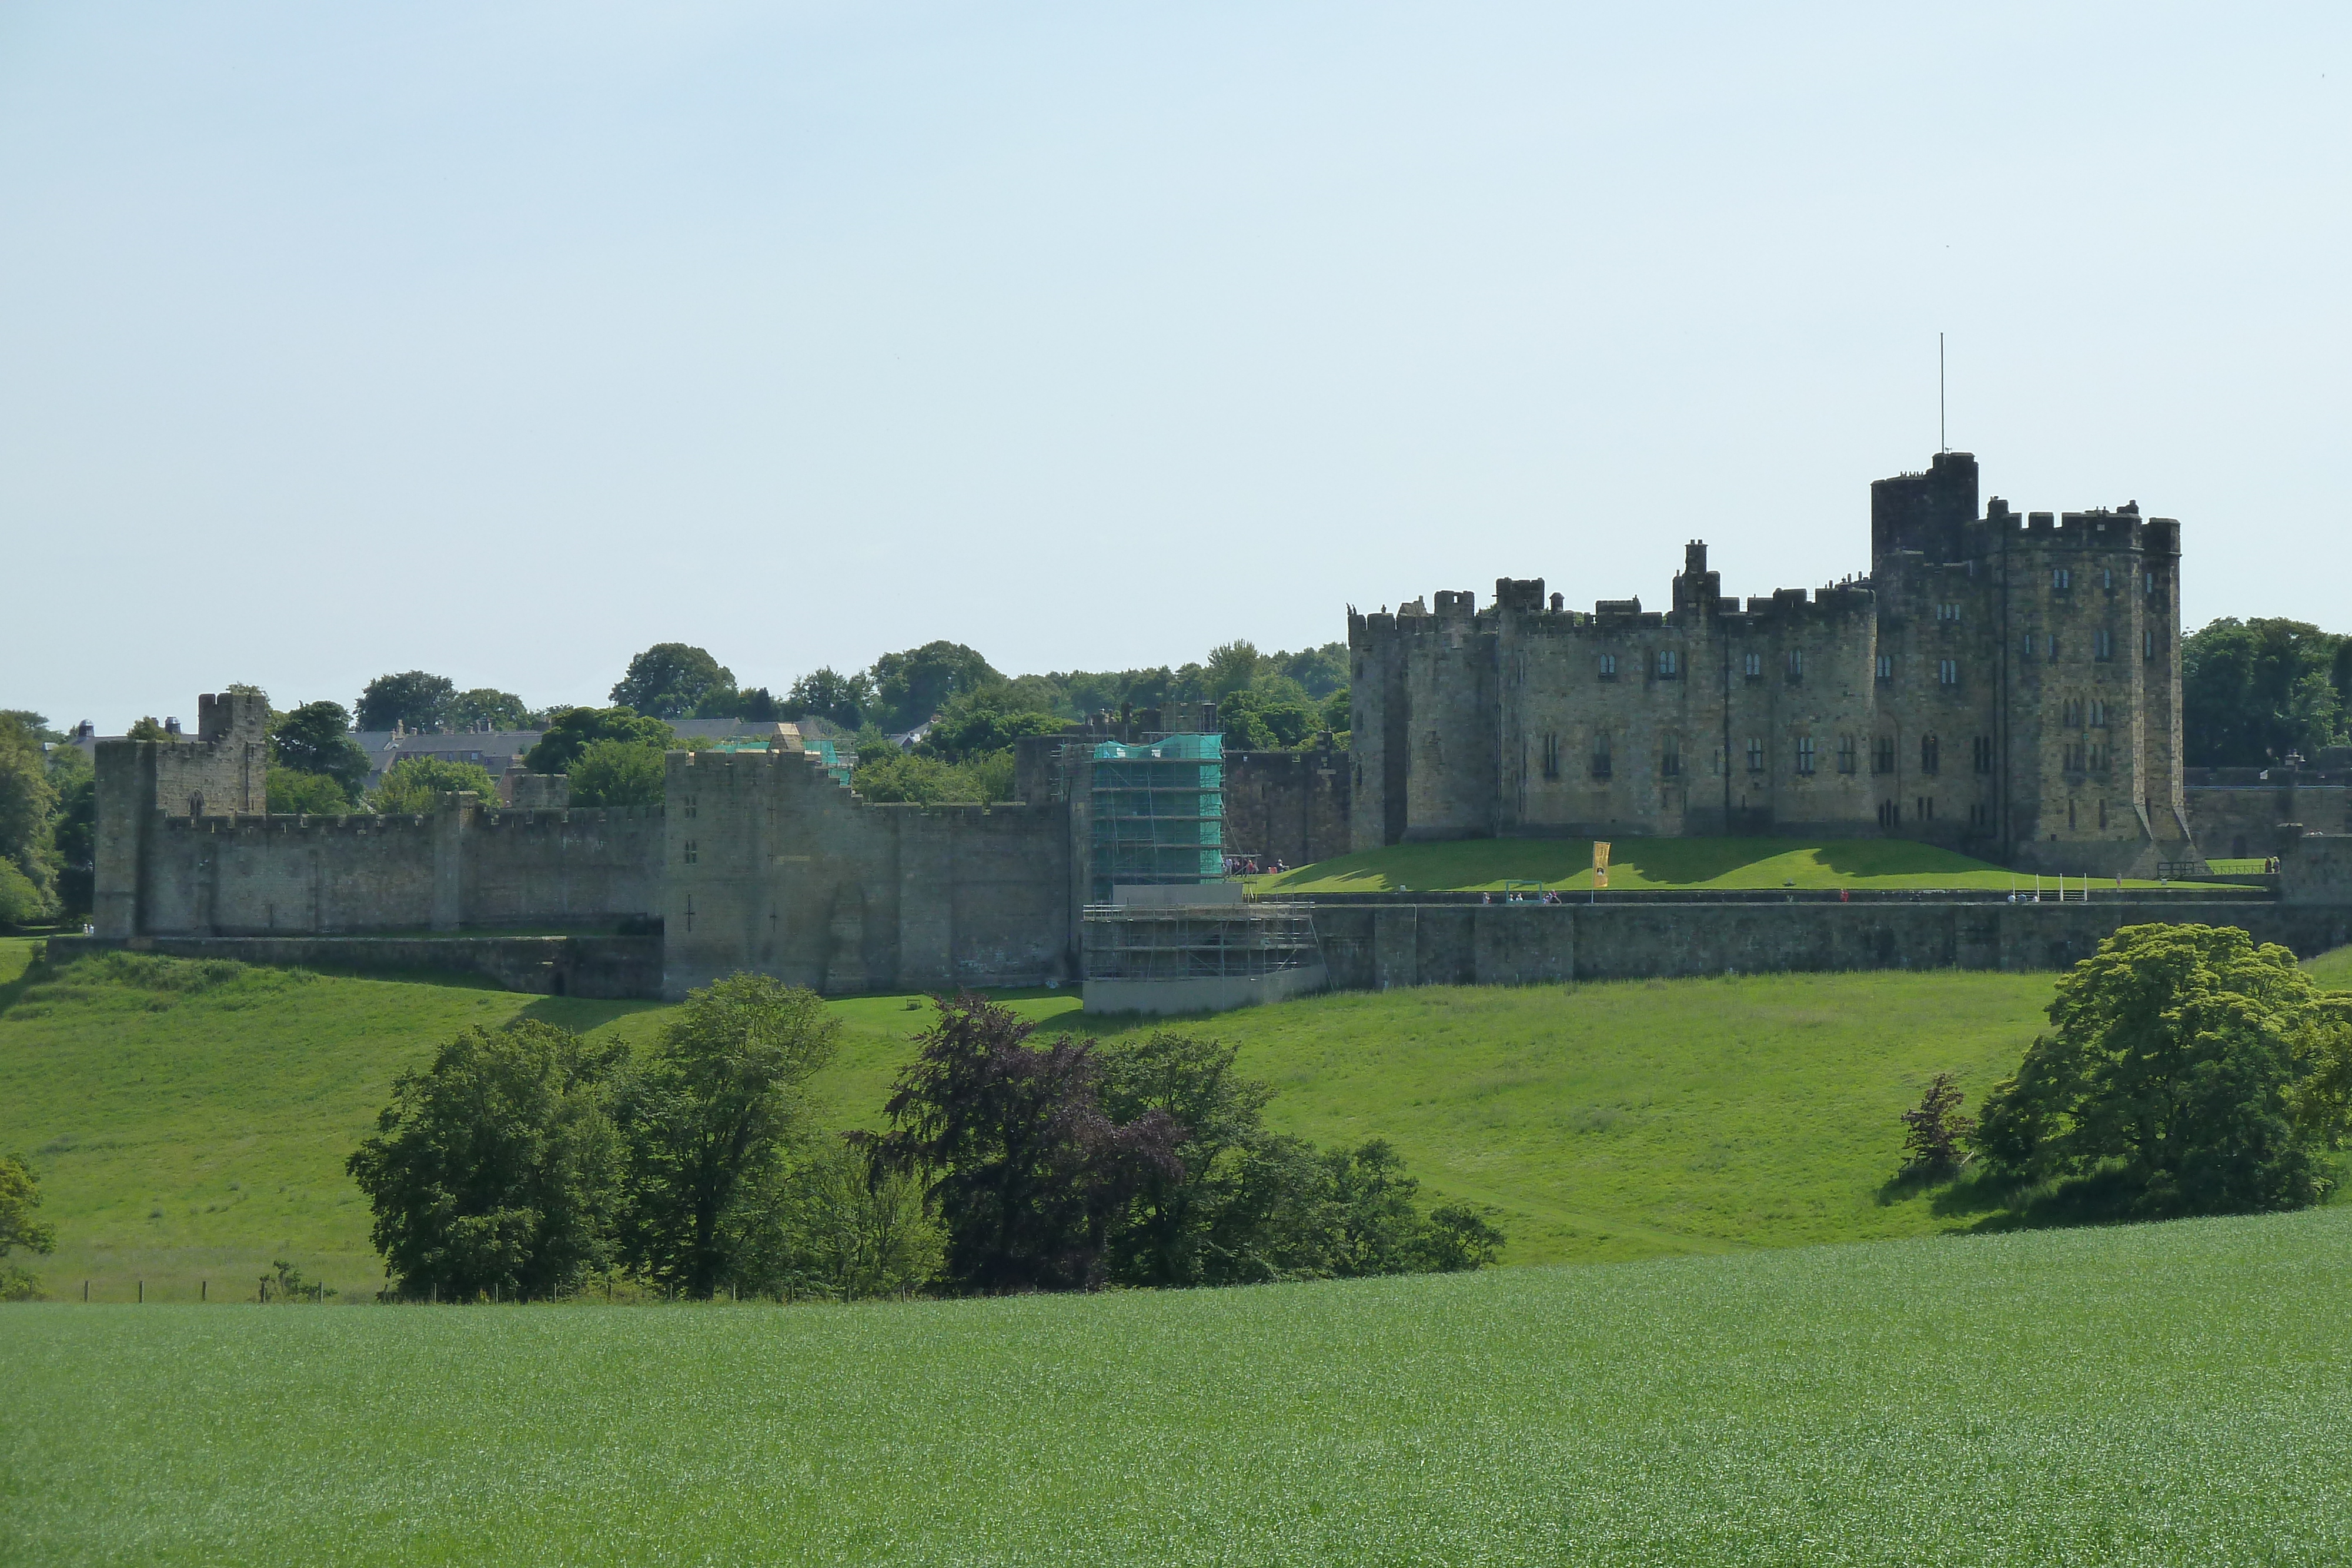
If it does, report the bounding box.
[1920,734,1940,774]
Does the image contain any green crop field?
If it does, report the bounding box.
[1250,835,2220,892]
[5,933,2351,1303]
[6,1208,2352,1564]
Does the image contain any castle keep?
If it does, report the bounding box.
[1348,452,2194,875]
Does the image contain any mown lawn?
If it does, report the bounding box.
[1252,835,2217,892]
[5,1208,2351,1564]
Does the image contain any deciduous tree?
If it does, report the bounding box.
[524,707,673,774]
[611,643,736,720]
[369,755,502,815]
[621,975,841,1298]
[347,1022,627,1300]
[270,701,370,800]
[567,739,665,807]
[355,671,457,733]
[1974,923,2343,1217]
[0,1151,56,1301]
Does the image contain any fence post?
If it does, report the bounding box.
[138,1279,143,1304]
[201,1279,207,1303]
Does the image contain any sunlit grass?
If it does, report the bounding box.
[1250,835,2215,892]
[6,1209,2352,1564]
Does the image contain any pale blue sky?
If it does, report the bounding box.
[4,3,2345,729]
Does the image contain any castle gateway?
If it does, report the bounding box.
[1348,453,2194,876]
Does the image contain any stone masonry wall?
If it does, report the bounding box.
[1221,746,1351,868]
[661,748,1073,1000]
[1309,898,2352,990]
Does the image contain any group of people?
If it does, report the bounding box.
[1479,890,1564,904]
[1227,856,1287,878]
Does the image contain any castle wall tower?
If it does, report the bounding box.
[92,691,269,938]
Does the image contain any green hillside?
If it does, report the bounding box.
[1251,834,2206,892]
[8,1208,2352,1563]
[5,934,2347,1302]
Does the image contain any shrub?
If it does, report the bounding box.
[369,755,501,815]
[569,740,665,807]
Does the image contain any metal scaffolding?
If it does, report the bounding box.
[1081,901,1320,981]
[1084,734,1224,904]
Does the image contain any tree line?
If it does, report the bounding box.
[349,979,1502,1303]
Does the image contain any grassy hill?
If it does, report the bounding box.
[5,934,2347,1302]
[1250,834,2207,892]
[7,1208,2352,1563]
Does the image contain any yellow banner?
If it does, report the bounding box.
[1592,841,1611,870]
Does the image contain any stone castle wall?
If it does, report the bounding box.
[1310,897,2352,991]
[661,747,1073,1000]
[116,798,663,937]
[1221,745,1351,868]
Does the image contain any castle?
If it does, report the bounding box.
[1348,452,2195,875]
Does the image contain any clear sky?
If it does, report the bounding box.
[4,2,2345,730]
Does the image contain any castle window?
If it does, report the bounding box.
[1743,652,1762,679]
[2144,628,2159,659]
[1662,740,1682,778]
[2064,743,2087,772]
[1658,649,1680,678]
[1920,735,1940,774]
[1876,654,1893,681]
[2062,698,2082,727]
[1795,736,1816,775]
[684,840,699,864]
[1920,796,1935,820]
[1598,653,1617,681]
[1590,733,1612,781]
[2052,567,2072,591]
[1874,737,1895,774]
[683,794,697,819]
[2099,798,2109,828]
[1937,658,1958,687]
[2021,631,2036,661]
[2094,627,2114,661]
[2089,700,2106,727]
[1973,736,1993,773]
[1878,799,1899,827]
[1786,650,1804,683]
[2101,567,2116,592]
[2089,744,2110,774]
[1937,602,1961,622]
[1746,738,1763,773]
[1838,735,1857,774]
[2144,571,2157,599]
[2048,635,2061,664]
[1541,733,1561,781]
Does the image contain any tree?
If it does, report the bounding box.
[861,994,1182,1293]
[869,642,999,731]
[1274,642,1349,700]
[270,702,370,800]
[568,738,666,807]
[1096,1029,1281,1287]
[268,767,355,815]
[1220,685,1320,751]
[0,1151,57,1300]
[726,1140,944,1301]
[348,1022,627,1300]
[621,975,842,1298]
[524,707,673,774]
[0,715,58,917]
[1320,687,1351,735]
[611,643,736,720]
[448,688,532,732]
[786,667,877,731]
[918,684,1068,764]
[1896,1072,1973,1180]
[370,755,502,815]
[355,671,457,733]
[125,716,169,741]
[2181,617,2347,765]
[1973,924,2346,1218]
[850,749,1013,805]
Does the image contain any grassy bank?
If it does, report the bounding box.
[1251,835,2216,892]
[6,1208,2351,1563]
[6,935,2347,1298]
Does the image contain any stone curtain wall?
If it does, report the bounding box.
[661,747,1073,1000]
[1309,898,2352,991]
[120,800,663,937]
[2188,783,2352,861]
[1221,747,1351,868]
